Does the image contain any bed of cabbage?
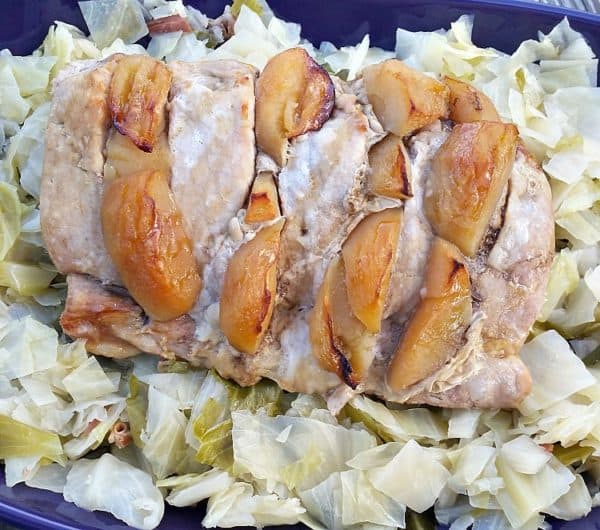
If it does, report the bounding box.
[0,0,600,529]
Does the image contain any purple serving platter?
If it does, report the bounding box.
[1,0,599,528]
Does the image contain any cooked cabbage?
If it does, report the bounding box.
[0,3,599,530]
[519,330,596,413]
[62,356,119,401]
[79,0,148,48]
[232,410,376,491]
[63,453,164,530]
[141,386,188,479]
[367,440,450,513]
[160,469,234,507]
[0,415,63,461]
[203,481,305,528]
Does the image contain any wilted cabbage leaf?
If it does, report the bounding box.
[79,0,148,48]
[0,415,63,461]
[159,468,234,507]
[64,453,164,530]
[203,481,305,528]
[232,410,376,492]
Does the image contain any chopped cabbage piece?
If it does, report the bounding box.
[0,183,23,260]
[297,473,343,529]
[495,454,574,527]
[447,410,482,439]
[79,0,148,48]
[500,436,551,474]
[448,444,495,493]
[40,22,100,76]
[11,102,51,199]
[160,469,235,507]
[148,32,183,59]
[519,331,595,413]
[142,386,188,479]
[232,410,376,491]
[208,5,301,70]
[0,415,63,461]
[18,376,58,406]
[345,396,447,442]
[538,249,580,321]
[203,481,305,528]
[368,440,450,513]
[192,374,286,471]
[64,453,164,530]
[63,399,125,459]
[0,315,58,380]
[0,55,55,100]
[4,455,41,487]
[319,35,394,81]
[100,38,148,57]
[25,462,70,494]
[185,370,230,449]
[346,442,403,471]
[0,262,56,296]
[545,474,592,521]
[0,64,30,123]
[340,469,406,527]
[62,356,118,401]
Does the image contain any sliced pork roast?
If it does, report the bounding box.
[42,51,554,409]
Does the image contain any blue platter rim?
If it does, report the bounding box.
[1,0,599,529]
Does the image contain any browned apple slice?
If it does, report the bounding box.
[309,257,375,388]
[245,173,281,224]
[101,170,202,321]
[369,134,412,199]
[104,128,171,182]
[362,59,449,137]
[255,47,335,165]
[444,76,500,123]
[341,209,403,333]
[220,219,285,354]
[388,238,472,391]
[424,121,518,256]
[109,55,172,153]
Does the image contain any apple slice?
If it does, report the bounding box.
[245,173,281,224]
[341,208,403,333]
[388,238,472,391]
[220,219,285,354]
[104,128,171,182]
[369,134,412,199]
[444,76,500,123]
[109,55,172,153]
[256,47,335,166]
[362,59,449,137]
[101,170,202,321]
[309,257,375,388]
[424,121,518,256]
